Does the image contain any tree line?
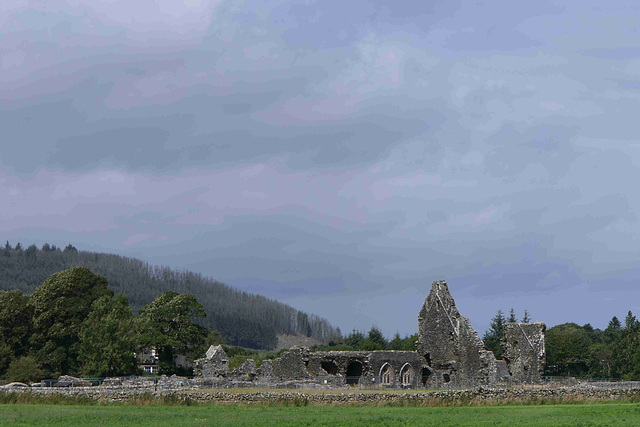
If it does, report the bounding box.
[0,242,341,350]
[0,267,211,382]
[310,327,417,352]
[482,308,640,380]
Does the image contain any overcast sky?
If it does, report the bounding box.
[3,1,640,337]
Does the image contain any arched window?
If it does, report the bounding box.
[401,364,415,386]
[380,363,394,386]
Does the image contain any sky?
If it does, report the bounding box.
[3,1,640,338]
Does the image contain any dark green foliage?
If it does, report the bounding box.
[604,316,622,344]
[79,294,137,377]
[387,332,417,351]
[543,317,640,379]
[0,243,339,349]
[214,315,277,350]
[388,332,403,350]
[29,267,113,376]
[138,292,207,375]
[358,327,387,350]
[344,330,365,348]
[0,290,32,376]
[612,323,640,379]
[4,356,44,383]
[507,308,517,323]
[401,333,418,351]
[312,329,417,352]
[206,330,225,346]
[625,311,637,330]
[522,310,531,323]
[483,309,505,359]
[545,323,591,377]
[223,346,261,370]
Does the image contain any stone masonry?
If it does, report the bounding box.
[194,345,229,378]
[502,322,546,383]
[417,280,498,386]
[193,280,545,388]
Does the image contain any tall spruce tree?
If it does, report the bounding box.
[483,309,505,359]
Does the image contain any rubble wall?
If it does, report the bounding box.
[417,280,498,385]
[502,322,546,383]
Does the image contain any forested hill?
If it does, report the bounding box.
[0,242,340,349]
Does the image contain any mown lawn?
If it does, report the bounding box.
[2,403,640,426]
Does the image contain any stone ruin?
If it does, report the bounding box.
[194,345,229,378]
[194,280,546,388]
[502,322,546,383]
[417,280,499,386]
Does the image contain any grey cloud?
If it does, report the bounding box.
[6,1,640,337]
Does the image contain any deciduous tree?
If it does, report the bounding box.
[79,294,137,377]
[0,290,32,376]
[138,291,207,375]
[29,267,112,375]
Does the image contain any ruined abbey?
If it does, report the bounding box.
[194,280,546,388]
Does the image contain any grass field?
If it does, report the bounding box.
[2,403,640,426]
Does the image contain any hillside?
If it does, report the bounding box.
[0,242,340,349]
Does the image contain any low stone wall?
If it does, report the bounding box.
[4,385,640,405]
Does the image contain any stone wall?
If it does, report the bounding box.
[417,280,498,385]
[502,322,546,383]
[7,384,640,405]
[193,345,229,378]
[257,348,428,388]
[190,280,546,389]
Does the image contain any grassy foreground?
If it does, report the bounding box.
[2,403,640,426]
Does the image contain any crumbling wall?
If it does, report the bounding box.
[502,322,546,383]
[191,280,544,389]
[232,359,257,380]
[367,351,427,388]
[253,348,427,388]
[268,347,313,380]
[193,345,229,378]
[417,280,498,385]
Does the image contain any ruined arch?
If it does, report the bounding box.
[400,363,415,386]
[379,363,394,386]
[321,361,338,375]
[421,366,432,386]
[346,361,363,385]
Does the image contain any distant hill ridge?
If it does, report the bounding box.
[0,242,340,349]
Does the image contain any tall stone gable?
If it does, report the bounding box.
[417,280,497,384]
[502,322,546,383]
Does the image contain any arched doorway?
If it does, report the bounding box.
[400,364,415,387]
[346,361,363,385]
[421,367,432,387]
[379,363,394,387]
[321,361,338,375]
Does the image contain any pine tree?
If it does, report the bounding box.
[625,311,637,330]
[508,308,518,323]
[522,310,531,323]
[483,309,505,359]
[388,332,404,350]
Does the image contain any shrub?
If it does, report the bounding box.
[4,356,45,384]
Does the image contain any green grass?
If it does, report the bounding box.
[2,403,640,426]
